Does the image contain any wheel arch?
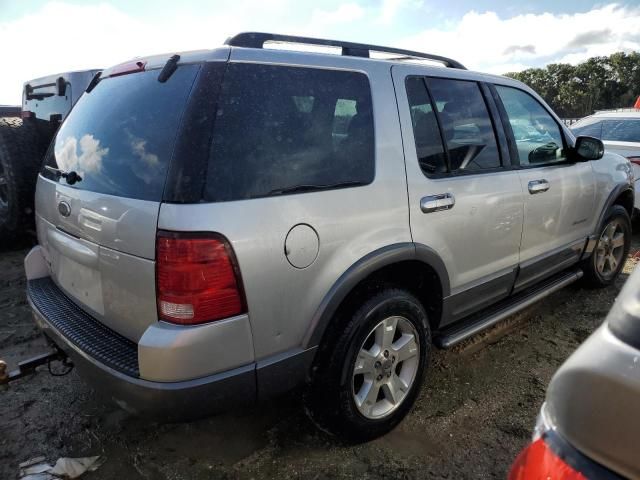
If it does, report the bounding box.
[302,242,450,350]
[612,187,634,219]
[598,184,634,230]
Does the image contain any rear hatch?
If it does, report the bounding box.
[35,61,201,342]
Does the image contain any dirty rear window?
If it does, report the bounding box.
[203,63,374,202]
[41,65,199,201]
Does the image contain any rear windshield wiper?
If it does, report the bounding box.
[158,54,180,83]
[44,166,82,185]
[268,181,366,196]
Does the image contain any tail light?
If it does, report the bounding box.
[509,437,587,480]
[627,156,640,166]
[156,231,246,325]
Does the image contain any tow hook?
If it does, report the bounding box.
[0,349,73,385]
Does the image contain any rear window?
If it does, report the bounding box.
[602,119,640,142]
[203,63,374,202]
[42,65,199,201]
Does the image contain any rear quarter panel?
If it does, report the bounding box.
[159,51,411,360]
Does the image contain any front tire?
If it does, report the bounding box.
[582,205,631,287]
[305,288,430,442]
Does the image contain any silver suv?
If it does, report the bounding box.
[25,33,635,441]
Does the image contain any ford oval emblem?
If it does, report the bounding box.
[58,201,71,217]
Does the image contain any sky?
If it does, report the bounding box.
[1,0,639,104]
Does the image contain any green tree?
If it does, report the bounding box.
[505,51,640,118]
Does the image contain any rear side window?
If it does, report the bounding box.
[427,78,500,172]
[405,77,500,176]
[42,66,199,201]
[571,118,603,138]
[405,77,447,175]
[602,120,640,142]
[204,64,374,202]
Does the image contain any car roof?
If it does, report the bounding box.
[101,32,528,91]
[590,110,640,119]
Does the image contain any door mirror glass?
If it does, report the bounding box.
[575,136,604,161]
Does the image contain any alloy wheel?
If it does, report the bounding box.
[595,219,626,279]
[352,316,420,419]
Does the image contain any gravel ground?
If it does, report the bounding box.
[2,228,638,480]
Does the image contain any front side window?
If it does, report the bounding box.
[602,119,640,142]
[204,64,374,201]
[426,78,500,172]
[496,85,566,166]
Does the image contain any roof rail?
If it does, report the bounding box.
[225,32,467,70]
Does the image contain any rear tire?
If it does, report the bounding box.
[304,288,430,442]
[582,205,631,287]
[0,117,47,243]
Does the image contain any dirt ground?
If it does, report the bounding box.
[2,229,639,480]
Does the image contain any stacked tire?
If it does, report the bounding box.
[0,117,49,243]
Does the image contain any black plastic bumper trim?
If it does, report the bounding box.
[27,277,139,377]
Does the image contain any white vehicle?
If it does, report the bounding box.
[572,109,640,213]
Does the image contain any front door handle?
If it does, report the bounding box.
[420,193,455,213]
[528,179,550,194]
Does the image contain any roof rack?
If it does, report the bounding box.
[225,32,467,70]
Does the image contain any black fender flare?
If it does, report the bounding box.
[583,183,634,259]
[302,242,450,349]
[595,183,635,232]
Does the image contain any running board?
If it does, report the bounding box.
[436,269,583,349]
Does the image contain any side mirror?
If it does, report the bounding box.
[574,136,604,161]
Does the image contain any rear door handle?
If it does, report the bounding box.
[528,179,550,194]
[420,193,455,213]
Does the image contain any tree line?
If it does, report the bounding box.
[505,51,640,118]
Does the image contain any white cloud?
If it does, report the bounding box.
[1,1,639,105]
[0,0,374,104]
[378,0,423,24]
[0,1,239,104]
[55,134,109,175]
[399,4,640,74]
[130,137,159,168]
[311,3,365,26]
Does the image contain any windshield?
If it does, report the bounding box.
[41,65,199,202]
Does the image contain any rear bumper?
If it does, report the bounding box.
[28,281,256,419]
[26,269,316,420]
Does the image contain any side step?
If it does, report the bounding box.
[436,269,583,349]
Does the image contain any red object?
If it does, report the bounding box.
[634,96,640,109]
[21,110,33,119]
[109,60,147,77]
[508,438,587,480]
[628,156,640,166]
[156,232,245,325]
